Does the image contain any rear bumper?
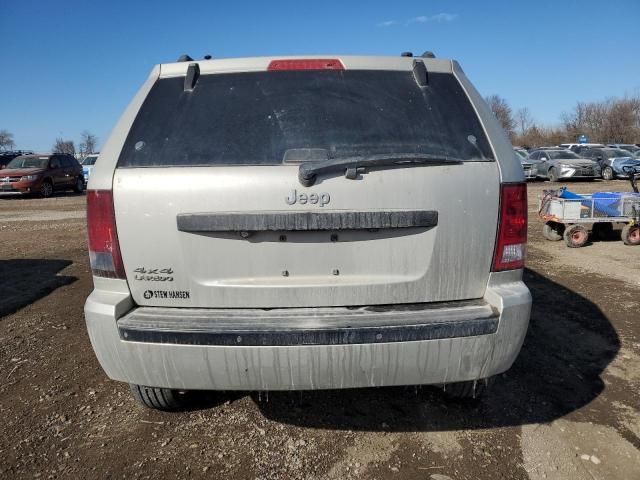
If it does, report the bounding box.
[84,271,531,390]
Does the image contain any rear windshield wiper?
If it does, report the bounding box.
[298,153,464,187]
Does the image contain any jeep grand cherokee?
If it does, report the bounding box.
[84,54,531,410]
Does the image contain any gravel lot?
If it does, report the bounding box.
[0,180,639,479]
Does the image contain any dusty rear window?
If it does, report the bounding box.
[118,70,494,167]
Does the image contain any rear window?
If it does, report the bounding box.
[118,70,494,167]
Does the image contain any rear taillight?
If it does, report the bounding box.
[267,59,344,71]
[87,190,126,279]
[492,183,527,271]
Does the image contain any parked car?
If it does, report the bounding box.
[514,147,537,179]
[84,53,532,410]
[607,144,640,155]
[513,147,529,158]
[559,143,604,153]
[0,153,84,196]
[582,147,640,180]
[81,154,99,184]
[571,145,598,156]
[0,150,34,169]
[528,148,601,181]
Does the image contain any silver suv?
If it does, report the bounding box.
[84,54,531,410]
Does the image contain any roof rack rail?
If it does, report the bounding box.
[400,51,413,57]
[421,51,436,58]
[177,54,194,62]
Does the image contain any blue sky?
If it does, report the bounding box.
[1,0,639,151]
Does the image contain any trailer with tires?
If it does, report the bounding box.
[539,188,640,248]
[540,165,640,248]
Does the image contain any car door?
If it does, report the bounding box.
[538,151,552,174]
[588,149,604,168]
[529,151,544,175]
[61,156,78,187]
[48,156,67,188]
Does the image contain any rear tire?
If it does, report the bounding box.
[39,180,53,198]
[602,166,615,181]
[542,221,564,241]
[563,224,589,248]
[129,384,186,411]
[442,377,494,399]
[73,176,84,193]
[549,168,560,182]
[621,224,640,246]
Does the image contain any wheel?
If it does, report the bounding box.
[549,167,560,182]
[602,166,615,181]
[39,180,53,197]
[542,221,564,241]
[592,222,613,241]
[442,377,494,399]
[563,224,589,248]
[73,176,84,193]
[129,384,186,411]
[621,224,640,246]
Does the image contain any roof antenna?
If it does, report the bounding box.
[177,54,194,62]
[184,63,200,92]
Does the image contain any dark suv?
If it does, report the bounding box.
[0,153,84,196]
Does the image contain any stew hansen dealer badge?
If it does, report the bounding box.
[143,290,190,300]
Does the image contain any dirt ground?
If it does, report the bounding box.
[0,179,639,480]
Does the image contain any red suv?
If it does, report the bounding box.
[0,154,84,197]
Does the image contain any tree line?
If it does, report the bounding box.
[0,130,98,160]
[485,93,640,147]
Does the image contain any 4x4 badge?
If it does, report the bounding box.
[286,189,330,207]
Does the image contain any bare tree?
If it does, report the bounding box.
[603,98,638,143]
[515,107,533,137]
[485,95,515,139]
[559,96,640,144]
[78,131,98,159]
[0,129,15,151]
[53,138,76,155]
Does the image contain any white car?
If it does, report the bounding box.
[84,53,531,410]
[81,154,99,184]
[558,143,604,153]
